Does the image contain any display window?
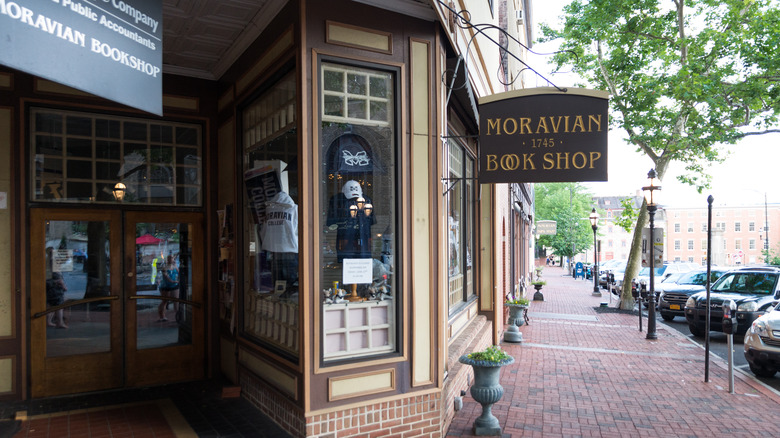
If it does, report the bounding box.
[446,132,476,314]
[319,61,398,361]
[30,108,202,205]
[241,70,300,359]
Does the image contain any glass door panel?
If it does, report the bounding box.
[44,219,113,356]
[133,221,194,350]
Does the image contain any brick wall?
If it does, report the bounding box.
[241,316,494,437]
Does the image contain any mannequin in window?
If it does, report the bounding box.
[326,180,376,262]
[261,191,299,289]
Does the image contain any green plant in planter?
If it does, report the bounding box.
[531,280,546,286]
[459,345,515,435]
[505,297,530,306]
[465,345,513,365]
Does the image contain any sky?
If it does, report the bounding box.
[528,1,780,208]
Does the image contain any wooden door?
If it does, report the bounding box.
[30,209,123,397]
[124,211,204,387]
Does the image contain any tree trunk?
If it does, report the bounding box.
[620,200,647,309]
[619,159,670,310]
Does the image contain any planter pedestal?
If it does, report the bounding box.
[459,355,514,436]
[503,304,527,343]
[533,285,544,301]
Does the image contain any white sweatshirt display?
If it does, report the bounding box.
[261,192,298,253]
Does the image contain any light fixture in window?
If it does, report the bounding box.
[112,182,127,201]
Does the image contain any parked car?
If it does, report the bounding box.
[635,263,696,287]
[604,261,629,290]
[655,272,686,292]
[684,267,780,337]
[743,301,780,377]
[658,268,728,321]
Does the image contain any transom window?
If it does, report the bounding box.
[322,65,391,126]
[31,108,202,205]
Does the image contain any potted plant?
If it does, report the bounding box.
[531,280,546,301]
[459,345,514,435]
[504,296,529,343]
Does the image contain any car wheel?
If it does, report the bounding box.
[688,324,705,337]
[749,363,777,378]
[661,314,675,322]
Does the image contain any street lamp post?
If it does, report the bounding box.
[589,208,600,296]
[643,169,661,340]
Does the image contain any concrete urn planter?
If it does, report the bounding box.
[458,353,514,436]
[532,283,545,301]
[503,304,527,343]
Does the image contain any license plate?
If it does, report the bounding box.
[670,304,680,310]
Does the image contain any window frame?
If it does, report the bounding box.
[445,127,478,316]
[317,57,403,363]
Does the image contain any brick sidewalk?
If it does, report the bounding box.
[446,266,780,437]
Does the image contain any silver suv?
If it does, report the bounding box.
[744,301,780,377]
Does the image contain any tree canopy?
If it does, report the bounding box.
[542,0,780,187]
[534,183,595,262]
[540,0,780,307]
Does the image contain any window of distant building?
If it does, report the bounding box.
[750,239,756,250]
[735,222,741,232]
[674,223,681,233]
[749,222,756,232]
[701,223,707,232]
[674,240,681,250]
[687,222,694,233]
[701,239,706,250]
[735,239,742,250]
[688,240,694,250]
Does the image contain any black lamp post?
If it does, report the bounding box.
[589,208,600,296]
[643,169,661,340]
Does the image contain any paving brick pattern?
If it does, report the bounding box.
[446,266,780,438]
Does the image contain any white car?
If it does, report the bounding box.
[635,263,696,288]
[744,300,780,378]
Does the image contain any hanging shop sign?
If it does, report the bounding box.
[478,88,609,183]
[0,0,163,115]
[536,220,557,235]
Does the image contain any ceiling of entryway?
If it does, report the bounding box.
[161,0,435,81]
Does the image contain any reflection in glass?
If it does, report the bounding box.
[320,62,396,360]
[30,108,202,206]
[135,222,194,350]
[45,220,112,358]
[242,70,300,359]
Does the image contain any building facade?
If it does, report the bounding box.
[591,196,644,262]
[665,204,780,267]
[0,1,535,436]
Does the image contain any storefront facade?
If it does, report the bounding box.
[0,0,534,436]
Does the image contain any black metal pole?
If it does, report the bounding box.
[705,195,713,382]
[647,203,658,340]
[592,225,600,295]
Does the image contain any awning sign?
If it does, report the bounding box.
[478,88,609,183]
[0,0,163,115]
